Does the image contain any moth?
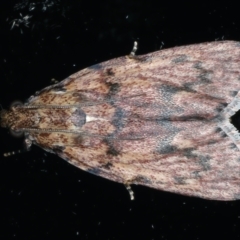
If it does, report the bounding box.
[2,41,240,200]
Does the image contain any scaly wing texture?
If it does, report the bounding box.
[26,41,240,200]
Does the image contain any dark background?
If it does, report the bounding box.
[1,1,240,239]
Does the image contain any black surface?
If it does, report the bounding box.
[1,1,240,240]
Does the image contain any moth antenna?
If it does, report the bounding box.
[130,41,138,57]
[3,139,32,157]
[3,138,32,157]
[3,149,28,157]
[125,183,134,200]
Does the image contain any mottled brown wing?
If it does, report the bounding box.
[27,41,240,200]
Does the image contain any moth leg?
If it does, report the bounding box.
[124,182,134,200]
[25,138,32,151]
[3,149,23,157]
[129,41,138,57]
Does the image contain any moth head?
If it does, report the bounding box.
[0,101,24,137]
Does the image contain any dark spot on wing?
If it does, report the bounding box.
[107,146,119,156]
[101,162,113,170]
[197,69,213,83]
[215,127,228,138]
[106,82,120,98]
[183,148,197,159]
[112,108,126,130]
[199,155,211,171]
[104,139,120,156]
[215,127,222,133]
[174,177,186,185]
[156,121,180,154]
[221,102,228,107]
[193,61,213,83]
[71,109,86,127]
[39,133,51,138]
[72,92,88,102]
[192,61,203,69]
[159,85,194,102]
[192,171,201,178]
[106,68,115,76]
[220,132,228,138]
[207,140,218,145]
[172,55,188,63]
[229,143,237,149]
[215,103,228,112]
[182,83,197,91]
[74,134,84,145]
[52,145,65,154]
[158,145,177,154]
[133,175,152,184]
[159,85,180,96]
[230,91,238,97]
[175,115,207,121]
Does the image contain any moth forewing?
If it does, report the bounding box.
[2,41,240,200]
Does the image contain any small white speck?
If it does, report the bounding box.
[76,231,79,235]
[29,3,36,11]
[126,15,128,19]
